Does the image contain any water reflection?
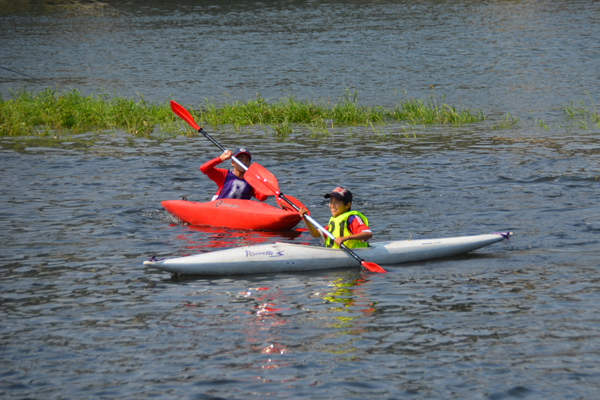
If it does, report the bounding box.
[164,224,304,255]
[242,286,291,371]
[320,276,378,356]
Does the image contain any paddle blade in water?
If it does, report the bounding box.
[361,260,387,273]
[170,100,200,130]
[244,163,279,197]
[276,194,309,214]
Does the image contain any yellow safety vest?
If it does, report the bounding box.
[326,211,369,249]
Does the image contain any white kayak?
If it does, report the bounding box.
[144,232,512,275]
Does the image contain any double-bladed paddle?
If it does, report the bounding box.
[170,100,386,273]
[171,100,306,207]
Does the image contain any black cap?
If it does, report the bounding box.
[324,186,352,203]
[233,148,251,160]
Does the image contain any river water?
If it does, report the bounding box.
[1,1,600,399]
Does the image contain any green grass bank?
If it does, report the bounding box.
[2,88,486,137]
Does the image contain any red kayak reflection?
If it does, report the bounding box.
[166,224,307,253]
[241,286,292,372]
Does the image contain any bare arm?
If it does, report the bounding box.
[299,207,321,238]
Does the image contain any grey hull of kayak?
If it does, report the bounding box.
[144,232,513,276]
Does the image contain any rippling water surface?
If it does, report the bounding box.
[2,1,600,399]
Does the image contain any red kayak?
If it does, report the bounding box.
[161,199,302,231]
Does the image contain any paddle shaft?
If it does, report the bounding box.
[198,128,248,172]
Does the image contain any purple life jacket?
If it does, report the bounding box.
[215,170,252,200]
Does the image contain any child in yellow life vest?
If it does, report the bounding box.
[299,186,372,249]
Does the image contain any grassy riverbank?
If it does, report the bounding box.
[1,88,489,137]
[0,88,177,137]
[199,90,485,130]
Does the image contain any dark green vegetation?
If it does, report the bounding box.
[561,92,600,129]
[1,88,486,137]
[531,95,600,131]
[2,88,598,138]
[0,88,177,137]
[198,90,485,135]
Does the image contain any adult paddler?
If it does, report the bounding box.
[299,186,372,248]
[200,148,269,202]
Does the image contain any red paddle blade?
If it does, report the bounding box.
[170,100,200,130]
[361,260,387,273]
[244,163,280,196]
